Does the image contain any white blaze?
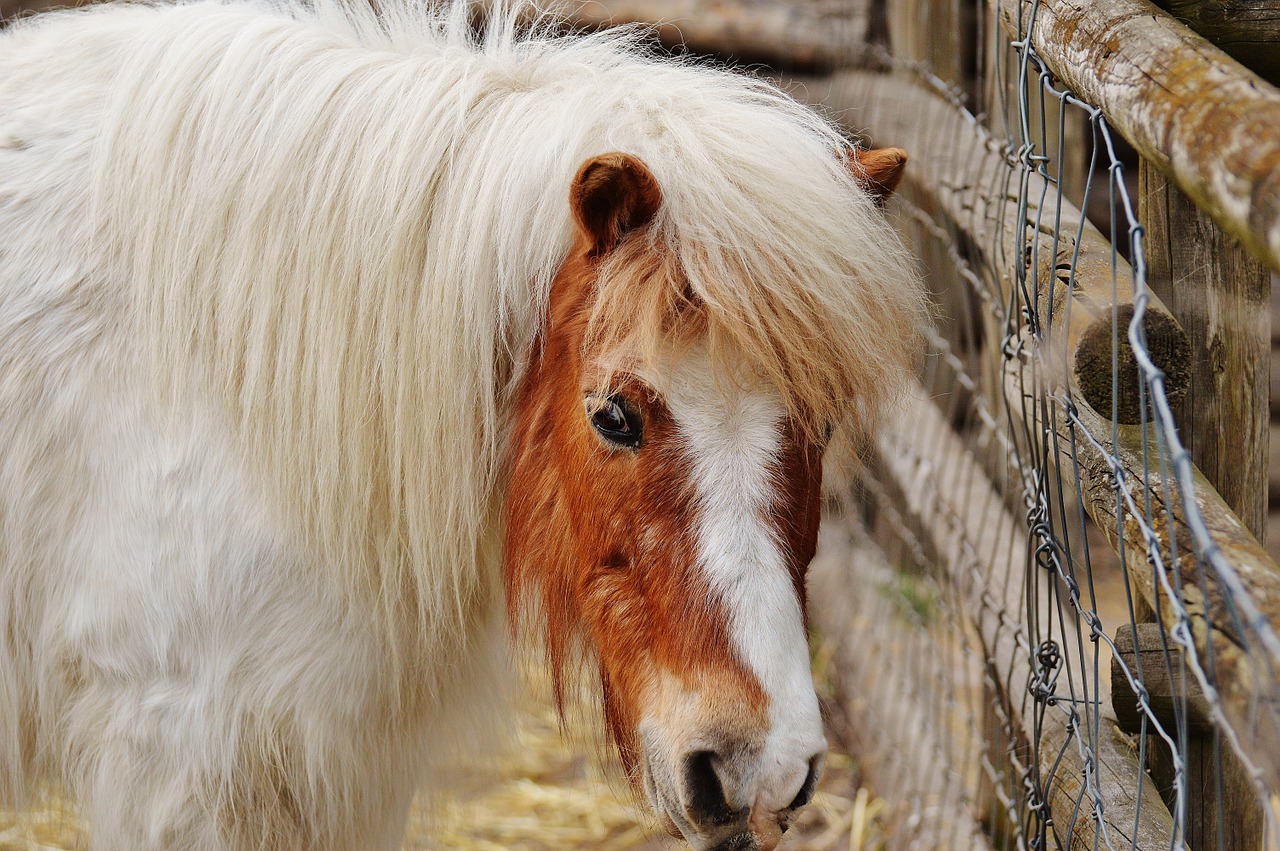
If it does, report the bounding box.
[663,349,826,813]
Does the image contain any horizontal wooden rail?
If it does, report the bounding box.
[995,0,1280,275]
[511,0,871,70]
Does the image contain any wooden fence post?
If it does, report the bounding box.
[1140,162,1271,545]
[1137,158,1272,850]
[1112,623,1269,850]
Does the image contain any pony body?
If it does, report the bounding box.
[0,2,924,848]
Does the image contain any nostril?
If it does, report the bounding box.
[786,754,823,811]
[682,750,746,828]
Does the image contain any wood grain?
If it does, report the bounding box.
[995,0,1280,275]
[1140,161,1270,542]
[535,0,872,69]
[1111,622,1213,735]
[1152,0,1280,85]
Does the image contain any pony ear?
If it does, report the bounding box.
[849,146,908,207]
[570,153,663,257]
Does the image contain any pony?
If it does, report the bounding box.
[0,1,925,848]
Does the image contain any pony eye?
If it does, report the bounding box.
[585,395,642,449]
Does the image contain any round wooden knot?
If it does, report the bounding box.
[1073,304,1190,424]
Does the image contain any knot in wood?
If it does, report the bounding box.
[1073,303,1191,424]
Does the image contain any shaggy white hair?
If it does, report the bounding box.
[0,0,924,843]
[87,0,923,644]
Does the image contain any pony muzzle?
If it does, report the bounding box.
[640,725,826,851]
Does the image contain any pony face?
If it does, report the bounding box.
[505,150,906,851]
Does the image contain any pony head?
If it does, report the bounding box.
[505,147,911,850]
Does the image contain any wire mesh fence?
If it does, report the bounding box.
[806,0,1280,848]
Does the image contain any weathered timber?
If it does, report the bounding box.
[1111,622,1213,735]
[1151,0,1280,85]
[0,0,79,19]
[1113,623,1269,849]
[868,381,1178,851]
[995,0,1280,276]
[790,72,1190,423]
[1008,362,1280,811]
[808,514,996,850]
[1036,719,1180,851]
[884,0,969,90]
[1141,162,1270,543]
[1145,727,1271,851]
[533,0,870,69]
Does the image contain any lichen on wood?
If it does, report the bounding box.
[996,0,1280,275]
[1151,0,1280,85]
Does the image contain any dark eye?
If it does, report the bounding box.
[585,394,642,449]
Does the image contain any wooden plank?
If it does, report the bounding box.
[994,0,1280,276]
[1140,161,1271,543]
[1111,622,1213,735]
[1037,719,1181,851]
[1146,731,1270,851]
[1134,169,1272,851]
[534,0,871,70]
[1137,166,1270,843]
[1151,0,1280,85]
[0,0,81,19]
[884,0,968,87]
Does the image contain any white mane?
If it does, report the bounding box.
[82,0,924,643]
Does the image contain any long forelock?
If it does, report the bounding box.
[588,177,926,443]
